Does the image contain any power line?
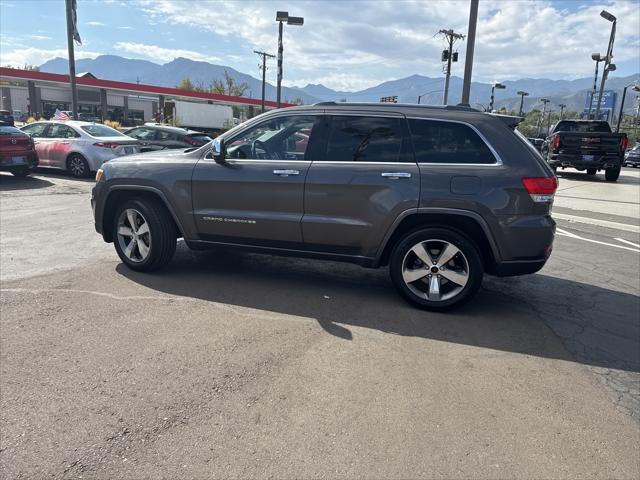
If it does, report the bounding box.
[254,50,275,113]
[438,28,465,105]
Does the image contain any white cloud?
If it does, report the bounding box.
[0,48,101,67]
[86,21,106,26]
[112,42,220,64]
[132,0,640,90]
[118,26,134,30]
[29,35,52,41]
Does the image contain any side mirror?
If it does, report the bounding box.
[212,137,226,164]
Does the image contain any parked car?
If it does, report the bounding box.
[542,120,627,181]
[623,144,640,167]
[526,136,545,152]
[92,103,557,311]
[0,125,39,177]
[0,110,15,126]
[20,121,141,178]
[123,125,211,152]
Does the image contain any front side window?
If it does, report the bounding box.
[226,115,317,160]
[409,119,496,164]
[325,116,403,162]
[21,123,48,138]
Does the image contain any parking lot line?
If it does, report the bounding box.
[556,228,640,253]
[615,237,640,249]
[553,212,640,233]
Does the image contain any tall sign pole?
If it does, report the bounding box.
[64,0,80,120]
[460,0,479,106]
[276,20,283,108]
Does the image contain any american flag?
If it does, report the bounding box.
[53,109,70,120]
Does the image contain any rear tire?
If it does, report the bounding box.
[66,153,90,178]
[113,198,177,272]
[586,168,597,175]
[10,168,31,177]
[389,227,483,311]
[605,164,621,182]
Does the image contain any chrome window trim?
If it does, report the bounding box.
[311,161,417,166]
[405,115,503,166]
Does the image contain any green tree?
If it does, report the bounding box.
[211,69,248,97]
[177,78,195,91]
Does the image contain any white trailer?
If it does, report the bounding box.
[172,101,235,131]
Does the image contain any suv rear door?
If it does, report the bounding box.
[192,112,323,246]
[302,112,419,259]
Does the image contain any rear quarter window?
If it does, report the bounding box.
[325,116,404,162]
[408,119,496,164]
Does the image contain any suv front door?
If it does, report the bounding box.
[302,113,420,259]
[192,113,323,246]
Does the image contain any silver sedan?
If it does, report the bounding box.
[20,121,141,178]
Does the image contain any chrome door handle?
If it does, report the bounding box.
[273,169,299,176]
[381,172,412,178]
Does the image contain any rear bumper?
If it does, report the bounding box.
[493,258,548,276]
[548,153,621,169]
[0,152,38,171]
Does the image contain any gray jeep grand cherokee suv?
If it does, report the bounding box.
[92,103,557,310]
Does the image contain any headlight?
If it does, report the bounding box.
[95,168,105,182]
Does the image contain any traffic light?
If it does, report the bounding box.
[452,52,458,62]
[441,50,449,62]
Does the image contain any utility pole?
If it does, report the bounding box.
[64,0,80,120]
[439,29,465,105]
[558,103,567,120]
[254,50,275,114]
[460,0,479,106]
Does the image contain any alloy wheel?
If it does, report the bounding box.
[116,208,151,263]
[68,156,86,177]
[401,239,470,302]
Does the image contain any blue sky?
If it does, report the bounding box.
[1,0,639,91]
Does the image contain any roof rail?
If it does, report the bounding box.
[312,101,479,112]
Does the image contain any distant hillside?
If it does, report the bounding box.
[39,55,320,104]
[40,55,639,114]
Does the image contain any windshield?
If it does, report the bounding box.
[554,121,611,133]
[80,124,125,137]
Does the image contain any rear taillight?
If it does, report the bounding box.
[620,136,628,151]
[551,135,561,151]
[522,176,558,203]
[93,142,120,148]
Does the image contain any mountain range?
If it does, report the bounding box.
[40,55,640,114]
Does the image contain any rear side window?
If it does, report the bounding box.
[126,127,156,140]
[325,116,403,162]
[157,130,179,141]
[47,124,79,138]
[409,119,496,164]
[81,124,124,137]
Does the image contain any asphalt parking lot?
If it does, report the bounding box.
[1,167,639,479]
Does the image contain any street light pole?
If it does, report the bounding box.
[489,83,505,112]
[588,53,603,119]
[460,0,479,106]
[275,11,303,109]
[558,103,567,120]
[595,10,616,119]
[537,98,550,137]
[64,0,80,120]
[254,50,275,114]
[417,89,443,104]
[616,84,640,132]
[517,90,529,117]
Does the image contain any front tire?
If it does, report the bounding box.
[66,153,90,178]
[605,164,621,182]
[389,227,483,311]
[113,199,177,271]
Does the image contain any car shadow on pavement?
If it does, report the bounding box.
[0,173,53,191]
[32,167,95,183]
[116,247,640,373]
